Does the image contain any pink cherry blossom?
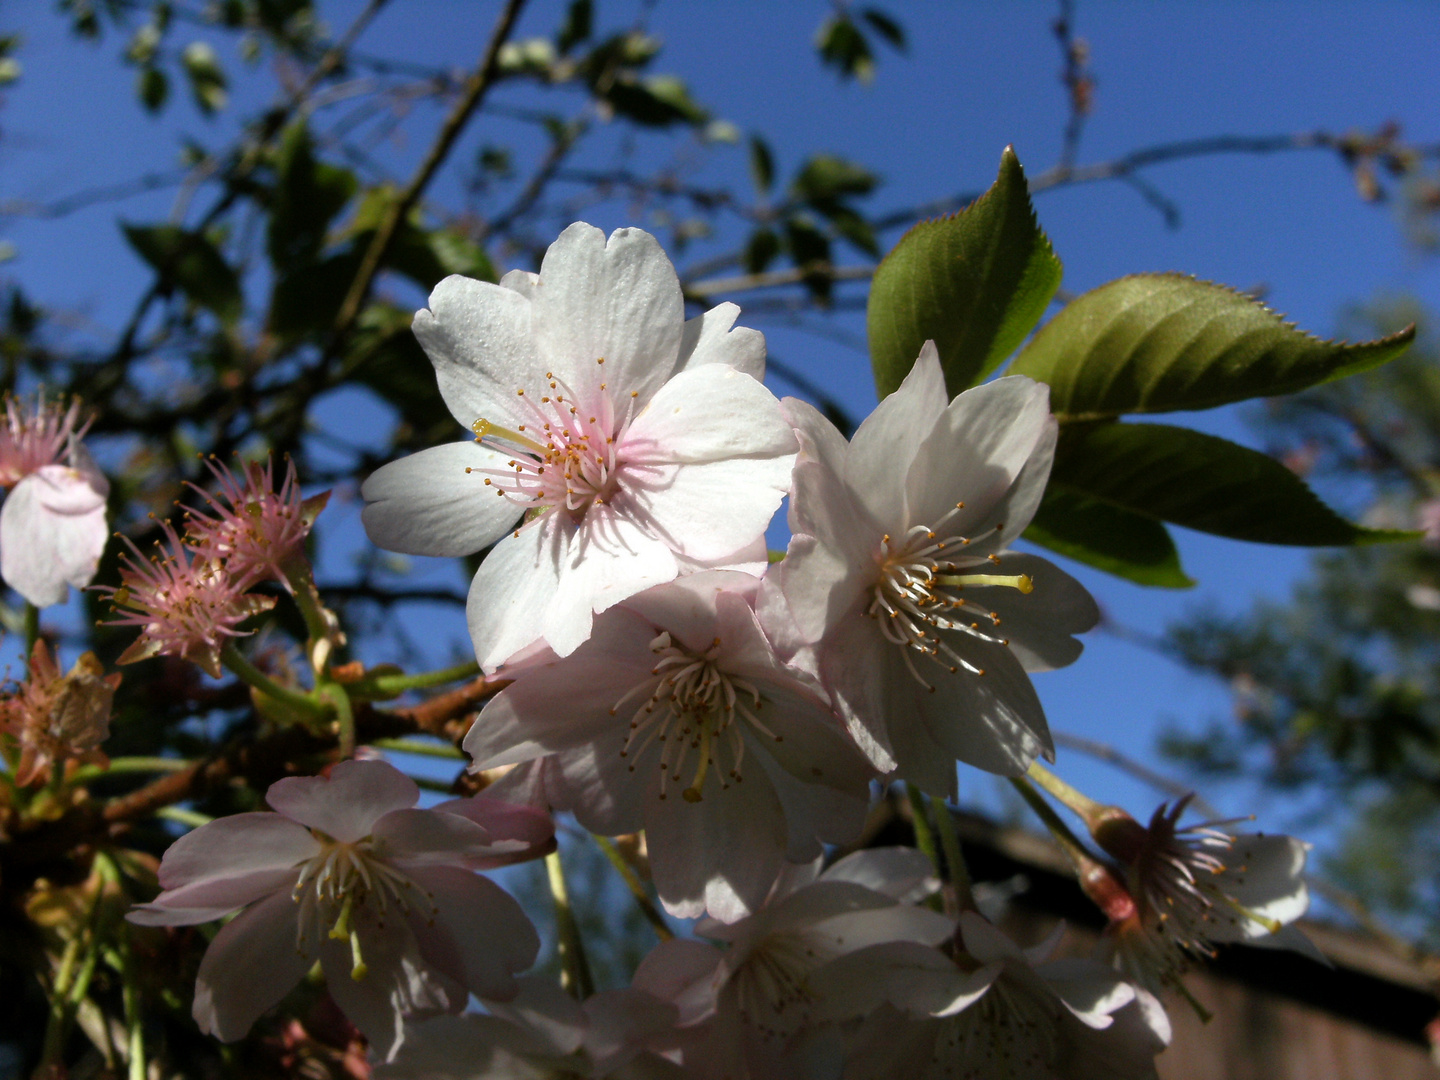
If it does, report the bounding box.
[0,394,109,607]
[631,849,953,1080]
[464,571,877,922]
[811,912,1170,1080]
[361,222,797,670]
[761,344,1099,794]
[127,759,551,1059]
[376,978,686,1079]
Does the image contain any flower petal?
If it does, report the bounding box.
[845,341,946,527]
[192,887,311,1042]
[821,847,938,904]
[361,442,522,556]
[406,864,540,1001]
[626,365,796,466]
[127,865,300,926]
[674,302,765,381]
[412,274,538,431]
[372,806,494,864]
[1,468,109,606]
[981,553,1099,672]
[266,759,419,842]
[153,811,319,890]
[531,223,683,407]
[431,794,557,868]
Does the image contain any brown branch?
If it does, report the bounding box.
[332,0,528,341]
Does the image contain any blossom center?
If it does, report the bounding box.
[867,503,1032,690]
[612,631,781,803]
[468,362,639,524]
[291,833,434,981]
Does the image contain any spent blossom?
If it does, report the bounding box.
[128,759,551,1060]
[183,454,328,591]
[0,393,109,607]
[98,520,275,678]
[362,222,797,670]
[761,344,1098,793]
[0,639,119,786]
[466,571,877,922]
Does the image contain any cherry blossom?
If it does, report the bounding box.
[761,344,1099,794]
[376,978,686,1079]
[464,571,876,921]
[0,394,109,607]
[127,759,550,1059]
[631,849,953,1080]
[361,222,796,670]
[811,912,1170,1080]
[1092,797,1319,994]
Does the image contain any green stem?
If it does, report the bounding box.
[545,849,594,1000]
[905,783,942,878]
[594,834,673,942]
[157,806,214,829]
[37,935,83,1072]
[23,601,39,660]
[321,682,356,759]
[71,756,194,783]
[366,661,481,695]
[1009,775,1096,866]
[931,797,975,914]
[1026,761,1106,825]
[282,556,333,652]
[120,933,145,1080]
[370,737,465,759]
[220,644,329,721]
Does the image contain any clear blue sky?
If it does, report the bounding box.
[1,1,1437,855]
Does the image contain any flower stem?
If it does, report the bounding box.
[931,796,975,915]
[593,834,673,942]
[1009,775,1096,867]
[370,737,465,759]
[545,848,594,1000]
[220,644,330,722]
[365,661,482,695]
[71,756,193,783]
[905,783,944,907]
[22,601,38,660]
[157,805,213,829]
[320,682,356,759]
[1026,760,1106,826]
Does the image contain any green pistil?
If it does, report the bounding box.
[933,572,1033,593]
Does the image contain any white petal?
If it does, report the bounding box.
[674,301,765,380]
[625,456,794,562]
[371,806,493,863]
[153,811,318,891]
[1038,958,1135,1029]
[412,274,538,431]
[821,847,938,904]
[361,442,522,556]
[809,941,989,1021]
[781,396,851,479]
[1,468,108,606]
[265,759,419,842]
[980,552,1099,672]
[192,887,311,1042]
[532,223,683,407]
[406,864,539,1000]
[627,365,796,465]
[127,866,299,926]
[1211,833,1311,941]
[846,341,946,527]
[632,937,725,1026]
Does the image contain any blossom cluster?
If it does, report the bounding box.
[121,223,1317,1077]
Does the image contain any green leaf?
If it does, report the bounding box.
[1024,488,1194,588]
[1050,421,1416,546]
[557,0,592,54]
[785,216,833,301]
[791,155,878,206]
[267,122,357,268]
[181,40,227,114]
[749,135,774,195]
[867,146,1062,398]
[860,8,906,50]
[815,14,874,83]
[123,223,241,322]
[137,65,168,112]
[605,75,707,127]
[744,228,780,274]
[1008,274,1416,421]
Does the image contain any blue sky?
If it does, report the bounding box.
[1,1,1437,857]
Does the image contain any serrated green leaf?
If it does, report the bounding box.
[749,135,774,195]
[1009,274,1416,421]
[1024,488,1194,588]
[1051,421,1415,546]
[867,146,1062,398]
[123,223,241,322]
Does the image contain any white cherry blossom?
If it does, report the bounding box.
[761,344,1098,794]
[128,760,550,1059]
[362,222,796,670]
[465,571,876,922]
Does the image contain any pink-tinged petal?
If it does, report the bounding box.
[821,847,938,904]
[776,459,878,640]
[957,910,1025,965]
[544,742,649,836]
[632,938,726,1026]
[432,794,556,868]
[618,570,757,654]
[372,806,493,864]
[903,375,1053,536]
[982,552,1099,672]
[810,941,991,1021]
[626,365,796,466]
[675,534,768,577]
[781,397,851,480]
[674,302,765,381]
[412,275,537,431]
[2,468,109,607]
[465,608,658,768]
[644,756,790,922]
[361,442,521,556]
[154,811,319,890]
[737,880,899,943]
[127,865,299,926]
[321,918,465,1062]
[756,753,868,862]
[846,342,946,527]
[624,456,794,562]
[531,223,683,407]
[1055,987,1171,1080]
[581,988,679,1071]
[815,613,901,774]
[192,887,311,1042]
[805,903,956,954]
[266,759,419,842]
[406,864,539,1000]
